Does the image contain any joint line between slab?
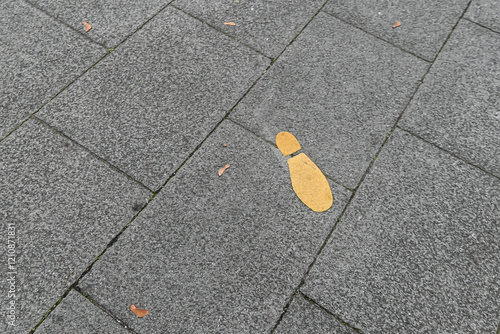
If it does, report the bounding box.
[22,0,107,48]
[320,10,432,63]
[269,185,359,333]
[29,288,74,333]
[300,292,363,333]
[170,4,273,60]
[73,287,138,334]
[153,58,275,194]
[0,50,110,145]
[29,192,155,332]
[33,117,155,193]
[268,0,333,64]
[102,0,176,49]
[462,17,500,36]
[397,126,500,181]
[429,0,473,63]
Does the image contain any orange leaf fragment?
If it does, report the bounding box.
[130,304,149,318]
[223,142,227,147]
[223,22,236,26]
[82,21,92,32]
[392,21,401,29]
[218,163,230,176]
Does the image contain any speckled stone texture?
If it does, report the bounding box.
[38,6,269,191]
[400,20,500,178]
[465,0,500,33]
[274,295,358,333]
[78,121,352,333]
[28,0,170,48]
[230,12,428,189]
[36,291,130,334]
[0,120,151,333]
[323,0,469,61]
[173,0,325,58]
[0,0,105,139]
[302,129,500,333]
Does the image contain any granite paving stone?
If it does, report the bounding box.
[78,120,352,333]
[36,291,130,334]
[302,129,500,333]
[230,12,428,189]
[38,6,269,191]
[323,0,470,61]
[0,119,151,333]
[465,0,500,33]
[400,20,500,178]
[0,0,105,139]
[274,294,357,334]
[28,0,170,48]
[173,0,325,58]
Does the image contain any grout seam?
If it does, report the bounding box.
[152,63,273,194]
[33,117,155,193]
[23,0,107,48]
[397,126,500,181]
[74,287,138,333]
[29,192,155,332]
[429,1,473,62]
[300,292,363,333]
[0,51,109,144]
[463,17,500,35]
[170,4,273,60]
[321,10,432,63]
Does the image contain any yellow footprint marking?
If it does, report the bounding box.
[276,132,333,212]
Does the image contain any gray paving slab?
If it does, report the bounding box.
[323,0,469,61]
[302,129,500,333]
[230,12,428,189]
[0,119,151,333]
[36,290,129,334]
[0,0,105,139]
[28,0,170,48]
[78,120,352,333]
[465,0,500,33]
[173,0,325,58]
[400,20,500,178]
[274,294,357,333]
[38,6,269,191]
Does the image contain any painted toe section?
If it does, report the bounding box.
[276,131,302,156]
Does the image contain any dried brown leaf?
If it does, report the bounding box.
[223,22,236,26]
[82,21,92,32]
[218,163,230,176]
[392,21,401,29]
[130,304,149,318]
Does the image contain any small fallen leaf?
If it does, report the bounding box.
[218,163,230,176]
[130,304,149,318]
[223,142,227,147]
[392,21,401,29]
[223,22,236,26]
[82,21,92,32]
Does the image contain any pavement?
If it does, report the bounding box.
[1,0,499,333]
